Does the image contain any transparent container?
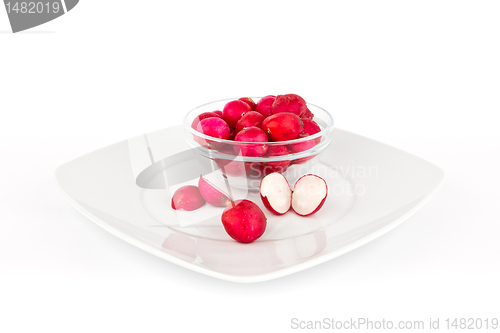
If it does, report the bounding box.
[183,97,334,190]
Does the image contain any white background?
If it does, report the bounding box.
[1,1,499,332]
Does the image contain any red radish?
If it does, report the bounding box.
[260,173,292,215]
[196,117,231,140]
[171,185,206,211]
[271,94,307,117]
[288,133,316,154]
[255,95,276,117]
[213,110,223,117]
[235,111,265,133]
[215,159,247,177]
[198,175,232,207]
[195,117,231,148]
[301,108,314,119]
[234,126,268,157]
[222,100,251,128]
[262,112,303,141]
[291,175,328,216]
[289,132,318,164]
[265,145,291,156]
[290,135,318,164]
[191,111,222,129]
[260,145,291,175]
[238,97,256,110]
[221,199,267,243]
[301,119,322,144]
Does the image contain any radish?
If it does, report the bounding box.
[171,185,206,211]
[288,133,316,154]
[260,173,328,216]
[234,126,268,157]
[194,117,231,149]
[288,132,318,164]
[260,173,292,215]
[291,175,328,216]
[261,112,303,142]
[238,97,256,110]
[222,100,252,128]
[301,119,322,144]
[198,175,232,207]
[235,111,265,133]
[255,95,276,117]
[196,117,231,140]
[221,199,267,243]
[215,159,247,177]
[271,94,308,117]
[190,111,222,129]
[301,108,314,119]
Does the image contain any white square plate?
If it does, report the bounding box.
[55,127,444,283]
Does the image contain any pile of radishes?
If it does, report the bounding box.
[171,172,328,243]
[171,93,329,243]
[191,94,323,174]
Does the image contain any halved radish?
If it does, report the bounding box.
[260,173,292,215]
[291,174,328,216]
[171,185,206,211]
[198,175,232,207]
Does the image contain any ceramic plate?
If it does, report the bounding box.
[55,127,444,283]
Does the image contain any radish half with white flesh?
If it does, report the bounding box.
[291,174,328,216]
[198,175,232,207]
[260,173,292,215]
[260,173,328,216]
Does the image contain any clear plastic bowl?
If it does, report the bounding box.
[183,97,334,190]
